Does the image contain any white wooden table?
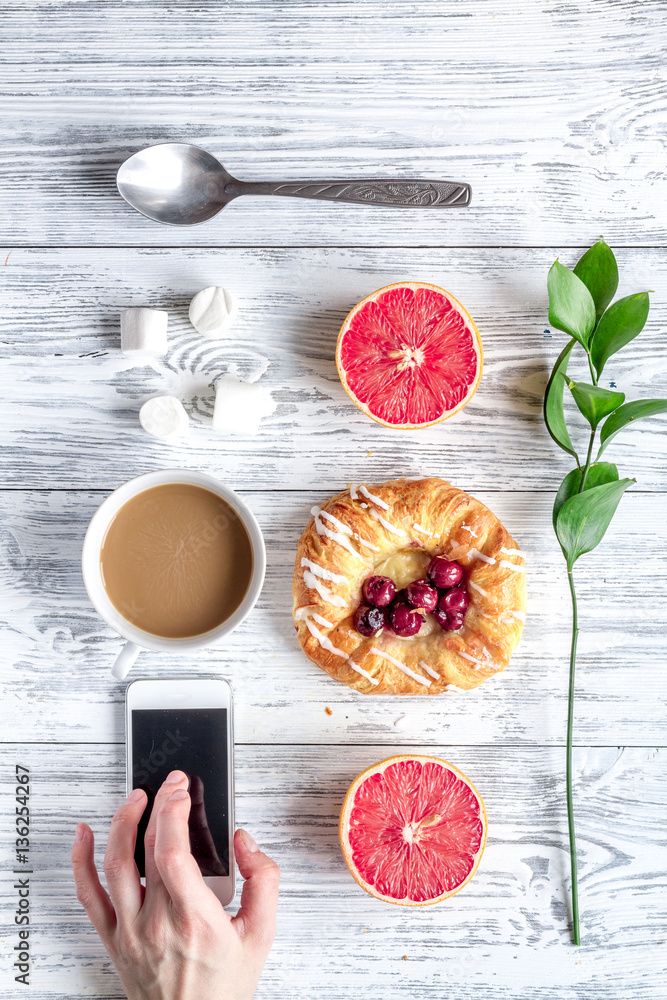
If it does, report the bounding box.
[2,3,666,997]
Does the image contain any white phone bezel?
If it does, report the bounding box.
[125,676,235,906]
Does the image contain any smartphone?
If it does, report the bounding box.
[125,677,235,905]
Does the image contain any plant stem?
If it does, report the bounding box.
[567,566,581,946]
[586,351,597,386]
[578,430,596,492]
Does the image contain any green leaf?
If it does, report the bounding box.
[556,478,634,566]
[552,462,619,531]
[598,398,667,456]
[543,340,578,461]
[566,380,625,430]
[548,260,596,348]
[573,240,619,324]
[590,292,650,377]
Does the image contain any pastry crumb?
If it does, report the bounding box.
[324,706,333,716]
[402,955,408,961]
[366,449,374,456]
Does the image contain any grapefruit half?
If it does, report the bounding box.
[339,754,486,906]
[335,282,482,428]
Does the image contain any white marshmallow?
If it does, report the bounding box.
[121,308,168,356]
[139,395,189,440]
[213,373,275,436]
[189,286,236,339]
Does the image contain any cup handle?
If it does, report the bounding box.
[111,641,141,681]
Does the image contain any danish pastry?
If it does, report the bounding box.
[292,478,526,694]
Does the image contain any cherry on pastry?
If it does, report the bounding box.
[438,587,470,614]
[354,605,386,637]
[389,602,425,637]
[362,575,396,608]
[447,611,465,631]
[427,556,463,589]
[404,578,439,614]
[433,608,465,632]
[432,609,450,631]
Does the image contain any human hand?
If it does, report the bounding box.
[71,771,280,1000]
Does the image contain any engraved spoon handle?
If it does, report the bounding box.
[226,178,471,207]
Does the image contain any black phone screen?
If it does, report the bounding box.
[131,708,229,878]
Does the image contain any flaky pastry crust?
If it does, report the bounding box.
[292,478,526,694]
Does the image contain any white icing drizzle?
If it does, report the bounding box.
[418,660,440,680]
[302,616,379,686]
[359,502,368,508]
[359,485,389,510]
[469,580,490,598]
[354,532,379,551]
[457,651,488,670]
[311,507,364,562]
[369,506,407,537]
[294,607,333,629]
[461,521,479,538]
[349,484,359,499]
[370,646,432,688]
[499,559,526,573]
[300,557,346,584]
[412,522,431,535]
[302,570,347,607]
[468,548,496,565]
[510,609,526,622]
[318,508,352,535]
[500,547,524,558]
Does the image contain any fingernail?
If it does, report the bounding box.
[74,823,86,842]
[126,787,144,803]
[240,828,259,852]
[170,789,189,801]
[165,770,187,784]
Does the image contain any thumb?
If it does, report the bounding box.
[232,829,280,950]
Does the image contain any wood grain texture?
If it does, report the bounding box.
[1,0,666,247]
[1,247,666,492]
[1,489,666,746]
[0,744,665,1000]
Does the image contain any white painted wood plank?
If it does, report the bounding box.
[2,247,666,491]
[0,743,664,999]
[1,0,666,246]
[2,489,665,746]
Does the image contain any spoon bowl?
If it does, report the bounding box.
[117,142,472,226]
[117,143,237,226]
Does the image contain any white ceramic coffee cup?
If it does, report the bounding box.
[82,469,266,681]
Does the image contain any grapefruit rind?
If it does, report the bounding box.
[335,282,483,430]
[339,754,487,907]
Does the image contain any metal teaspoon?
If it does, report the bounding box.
[116,142,471,226]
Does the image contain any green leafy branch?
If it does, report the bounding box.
[543,240,667,946]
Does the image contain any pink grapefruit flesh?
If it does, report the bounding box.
[336,282,482,429]
[339,755,487,906]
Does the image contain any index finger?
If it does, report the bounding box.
[154,788,217,915]
[143,770,190,893]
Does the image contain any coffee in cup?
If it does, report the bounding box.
[100,483,253,639]
[81,470,266,680]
